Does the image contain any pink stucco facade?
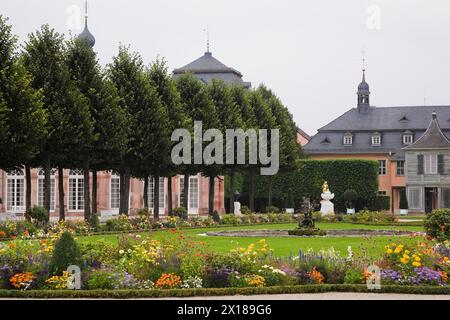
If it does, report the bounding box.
[0,169,225,220]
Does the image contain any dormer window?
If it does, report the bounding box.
[399,115,409,123]
[343,133,353,146]
[371,133,381,146]
[403,133,414,145]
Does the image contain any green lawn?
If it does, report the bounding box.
[75,222,425,258]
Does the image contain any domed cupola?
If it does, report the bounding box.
[78,1,95,48]
[357,69,370,112]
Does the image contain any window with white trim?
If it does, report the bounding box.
[424,154,438,174]
[343,133,353,145]
[110,175,120,210]
[396,161,405,176]
[37,169,56,211]
[6,169,25,212]
[378,160,387,176]
[403,134,413,145]
[179,175,199,213]
[68,169,84,211]
[148,177,165,209]
[371,135,381,146]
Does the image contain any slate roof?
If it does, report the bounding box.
[173,52,251,88]
[304,106,450,160]
[404,113,450,150]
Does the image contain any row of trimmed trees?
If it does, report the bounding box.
[0,17,300,221]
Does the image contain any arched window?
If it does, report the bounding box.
[343,132,353,146]
[68,169,84,211]
[37,169,56,211]
[6,169,25,212]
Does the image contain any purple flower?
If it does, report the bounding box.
[408,267,446,286]
[381,269,404,284]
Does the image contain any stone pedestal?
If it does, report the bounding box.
[320,191,335,216]
[234,202,242,215]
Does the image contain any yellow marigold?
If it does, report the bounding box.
[400,258,408,264]
[387,249,393,254]
[412,261,421,267]
[245,275,266,287]
[155,273,181,289]
[394,245,403,254]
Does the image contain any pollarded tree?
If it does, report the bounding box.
[147,58,188,216]
[258,85,300,207]
[23,25,94,218]
[108,46,170,219]
[175,73,218,211]
[0,16,47,213]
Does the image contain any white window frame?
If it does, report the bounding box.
[178,175,200,215]
[403,134,413,145]
[148,177,165,212]
[37,169,56,212]
[378,160,387,176]
[343,134,353,146]
[371,135,381,146]
[68,169,84,212]
[408,187,423,210]
[6,169,25,212]
[110,174,120,210]
[424,154,438,174]
[396,161,405,176]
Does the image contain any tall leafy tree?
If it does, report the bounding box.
[147,58,188,216]
[23,25,92,218]
[108,46,169,219]
[0,16,47,213]
[175,73,218,210]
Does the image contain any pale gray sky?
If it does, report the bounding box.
[3,0,450,135]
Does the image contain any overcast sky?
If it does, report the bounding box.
[3,0,450,135]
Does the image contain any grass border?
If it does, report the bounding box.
[0,285,448,299]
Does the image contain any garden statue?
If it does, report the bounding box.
[233,190,242,216]
[320,181,335,216]
[299,197,315,229]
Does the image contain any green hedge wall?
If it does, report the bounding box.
[239,160,380,212]
[0,285,448,298]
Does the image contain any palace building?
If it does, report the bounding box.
[303,69,450,213]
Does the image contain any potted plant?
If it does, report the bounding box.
[343,189,358,214]
[399,189,409,216]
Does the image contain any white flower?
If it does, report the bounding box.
[127,249,132,253]
[119,250,125,255]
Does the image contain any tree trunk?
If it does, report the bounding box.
[209,176,215,215]
[229,170,235,214]
[143,175,149,209]
[43,155,51,213]
[92,169,97,214]
[183,173,189,209]
[268,176,273,207]
[25,165,32,211]
[168,176,173,216]
[153,175,160,220]
[249,168,255,212]
[83,158,91,221]
[119,167,131,215]
[58,166,65,221]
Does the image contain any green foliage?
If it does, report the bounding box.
[424,209,450,242]
[210,210,221,224]
[105,215,133,232]
[349,210,397,224]
[344,269,365,284]
[221,214,240,225]
[173,207,188,220]
[87,270,116,290]
[241,206,251,215]
[27,206,49,228]
[343,189,358,208]
[288,229,326,236]
[265,206,280,213]
[89,213,100,232]
[369,195,391,211]
[244,160,379,212]
[49,232,81,275]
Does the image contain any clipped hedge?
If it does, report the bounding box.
[0,285,448,299]
[241,160,380,212]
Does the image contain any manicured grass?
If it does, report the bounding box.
[75,222,425,258]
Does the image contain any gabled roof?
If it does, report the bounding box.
[404,113,450,150]
[173,52,242,77]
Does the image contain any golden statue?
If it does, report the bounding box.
[322,181,329,193]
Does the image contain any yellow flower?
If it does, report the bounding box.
[394,245,403,254]
[412,261,421,267]
[400,258,408,264]
[387,249,393,254]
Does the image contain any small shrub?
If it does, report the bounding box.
[343,189,358,209]
[399,189,409,210]
[28,206,49,228]
[49,232,82,275]
[210,211,221,224]
[344,269,365,284]
[105,215,133,232]
[221,214,239,225]
[89,213,100,232]
[288,228,326,236]
[87,270,116,290]
[312,211,322,223]
[424,209,450,242]
[265,206,280,213]
[173,207,188,220]
[241,206,251,215]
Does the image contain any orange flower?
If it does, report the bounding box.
[307,267,324,285]
[155,273,182,289]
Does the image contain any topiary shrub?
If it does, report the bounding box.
[424,209,450,242]
[28,206,49,228]
[173,207,188,220]
[343,189,358,209]
[49,232,82,275]
[210,210,221,224]
[399,189,409,210]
